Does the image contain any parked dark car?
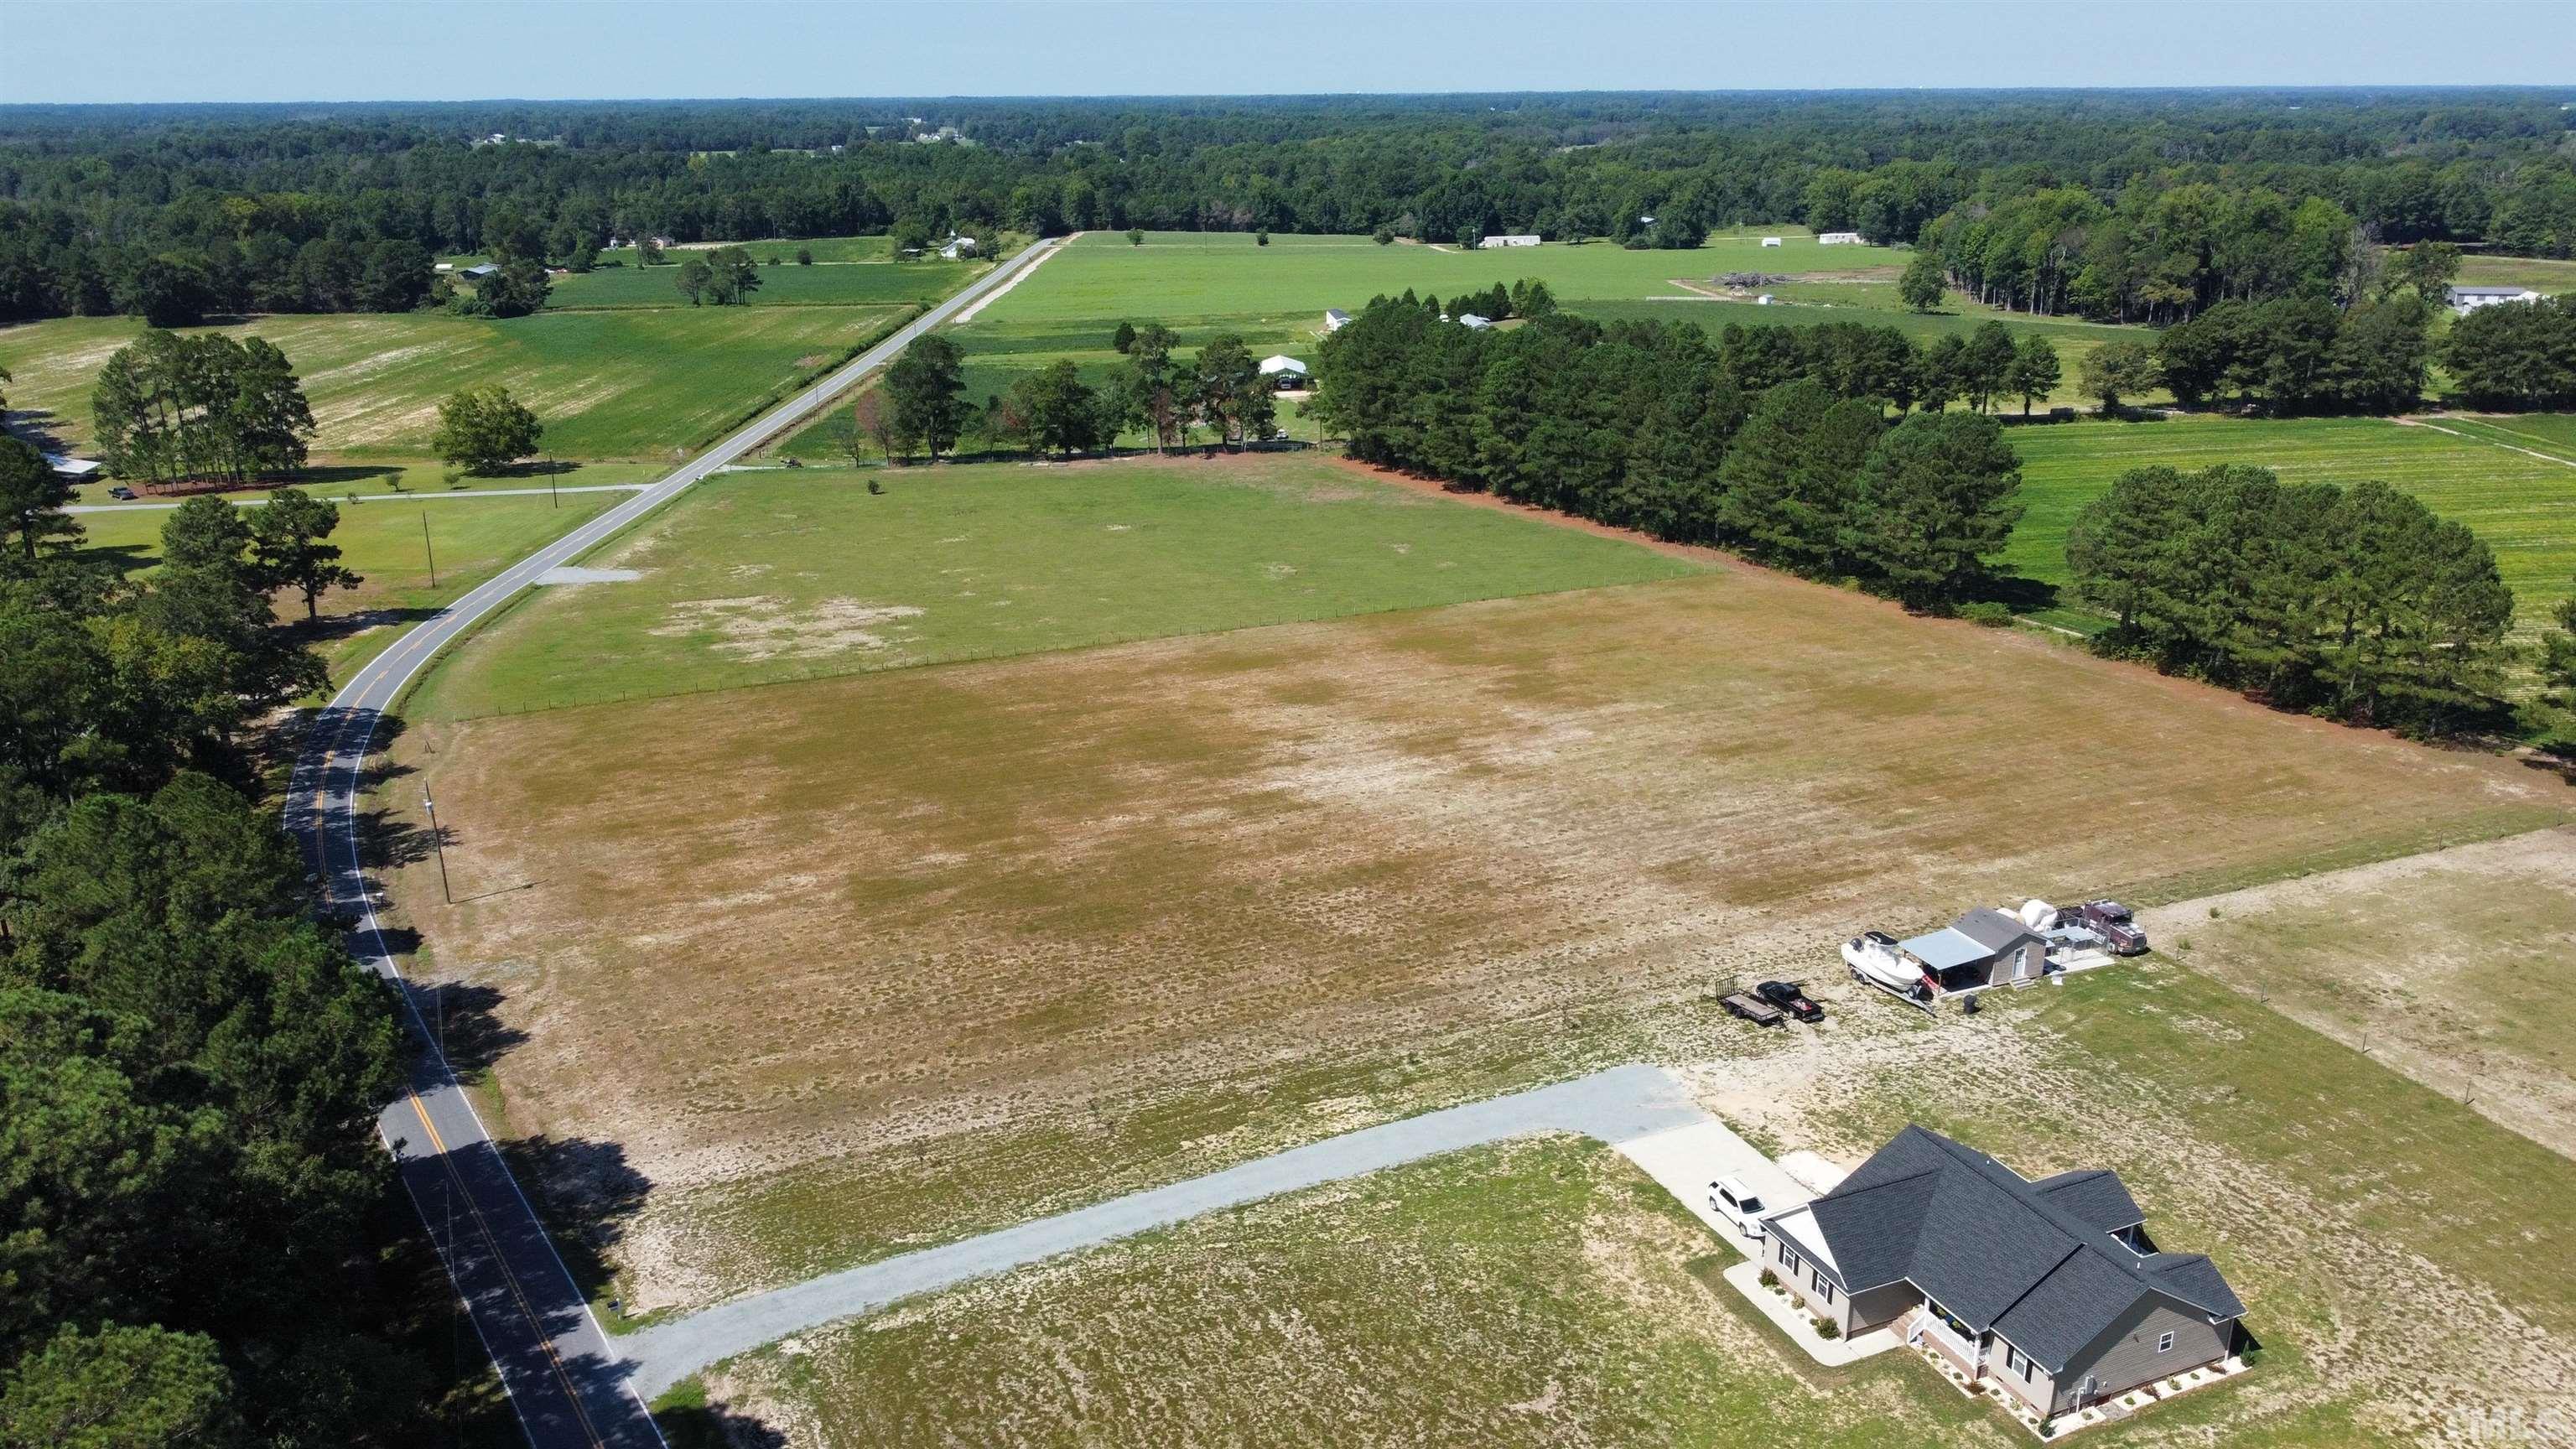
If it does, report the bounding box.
[107,485,137,501]
[1754,979,1823,1023]
[2075,900,2148,955]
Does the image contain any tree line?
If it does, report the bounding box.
[1311,296,2028,611]
[2067,464,2522,734]
[852,327,1290,463]
[8,91,2576,325]
[0,460,444,1444]
[92,330,318,489]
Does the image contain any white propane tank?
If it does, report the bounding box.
[2018,899,2056,930]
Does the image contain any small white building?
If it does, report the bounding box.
[941,236,979,260]
[1323,308,1353,332]
[1755,294,1776,305]
[1478,233,1541,248]
[1761,236,1784,247]
[44,454,102,480]
[1817,231,1863,245]
[1258,355,1310,389]
[2448,284,2542,316]
[433,262,456,273]
[460,263,499,279]
[1455,313,1494,330]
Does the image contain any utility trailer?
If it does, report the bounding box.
[1719,992,1787,1026]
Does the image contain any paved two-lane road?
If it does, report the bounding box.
[282,236,1063,1449]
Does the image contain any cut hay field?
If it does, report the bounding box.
[776,227,2127,460]
[2004,414,2576,631]
[407,452,1697,719]
[693,961,2576,1447]
[546,259,977,310]
[0,305,919,460]
[377,470,2561,1319]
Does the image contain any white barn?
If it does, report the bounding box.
[2447,284,2541,316]
[1478,234,1540,249]
[1455,313,1494,330]
[1761,236,1784,247]
[1817,231,1864,245]
[1323,308,1353,332]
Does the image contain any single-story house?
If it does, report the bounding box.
[44,454,102,480]
[1323,308,1353,332]
[1761,236,1784,247]
[2446,283,2541,316]
[941,236,979,260]
[1763,1125,2245,1422]
[460,263,500,279]
[1455,313,1494,330]
[1817,231,1864,245]
[1898,907,2049,992]
[1258,355,1310,389]
[433,262,456,273]
[1478,233,1541,248]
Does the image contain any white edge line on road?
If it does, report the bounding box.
[287,237,1062,1445]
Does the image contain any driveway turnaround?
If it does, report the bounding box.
[622,1063,1716,1398]
[281,236,1066,1449]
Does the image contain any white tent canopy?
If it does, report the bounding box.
[1257,355,1309,376]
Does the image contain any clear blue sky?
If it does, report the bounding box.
[5,1,2573,105]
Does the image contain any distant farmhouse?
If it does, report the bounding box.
[1454,313,1494,330]
[1323,308,1353,333]
[1816,231,1864,245]
[2447,283,2541,316]
[1257,355,1310,389]
[941,235,979,260]
[1763,1125,2246,1423]
[459,263,500,279]
[1477,233,1540,248]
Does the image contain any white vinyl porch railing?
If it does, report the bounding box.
[1910,1306,1986,1374]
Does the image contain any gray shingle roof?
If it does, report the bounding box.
[1784,1125,2242,1374]
[1954,906,2042,953]
[2032,1170,2144,1232]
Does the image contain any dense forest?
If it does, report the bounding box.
[1310,295,2532,733]
[5,90,2576,325]
[0,451,462,1442]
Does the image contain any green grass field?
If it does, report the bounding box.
[547,260,977,310]
[408,451,1701,719]
[2004,414,2576,631]
[1,305,917,460]
[73,491,617,681]
[2454,252,2576,295]
[653,236,899,265]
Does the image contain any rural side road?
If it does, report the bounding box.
[621,1063,1716,1398]
[282,236,1065,1449]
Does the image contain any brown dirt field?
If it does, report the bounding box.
[377,547,2567,1313]
[2142,827,2576,1156]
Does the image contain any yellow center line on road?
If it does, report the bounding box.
[407,1092,611,1449]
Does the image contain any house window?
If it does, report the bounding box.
[1779,1247,1802,1278]
[2005,1344,2034,1380]
[2157,1331,2175,1354]
[1817,1279,1836,1306]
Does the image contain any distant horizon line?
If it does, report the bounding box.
[7,83,2576,112]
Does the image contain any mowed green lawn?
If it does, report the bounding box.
[548,260,974,310]
[74,491,618,681]
[2454,252,2576,295]
[410,450,1701,719]
[2004,414,2576,630]
[0,305,916,460]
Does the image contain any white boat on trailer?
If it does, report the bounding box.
[1841,930,1927,993]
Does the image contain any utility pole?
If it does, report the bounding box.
[421,512,438,589]
[422,791,454,904]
